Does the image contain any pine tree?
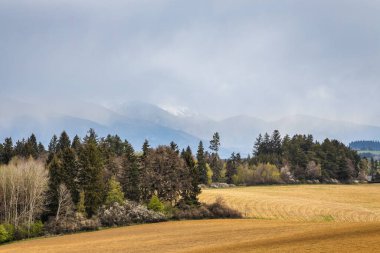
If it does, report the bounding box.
[120,142,140,202]
[142,139,150,158]
[71,135,81,151]
[76,190,86,215]
[181,146,200,205]
[209,132,220,153]
[209,132,222,182]
[57,131,71,152]
[271,130,282,155]
[78,129,105,217]
[60,147,79,204]
[37,142,45,156]
[48,135,58,154]
[196,141,208,185]
[226,152,238,184]
[170,141,179,155]
[1,138,13,164]
[47,155,63,216]
[26,134,39,159]
[253,134,262,156]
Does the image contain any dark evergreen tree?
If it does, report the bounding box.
[26,133,39,159]
[209,132,220,153]
[60,146,79,204]
[209,132,222,182]
[181,146,200,205]
[120,142,141,202]
[226,152,238,184]
[142,139,150,159]
[253,134,262,156]
[1,137,13,164]
[47,154,63,216]
[78,129,105,217]
[71,135,81,152]
[196,141,208,185]
[170,141,179,155]
[57,131,71,152]
[37,142,45,156]
[48,135,58,154]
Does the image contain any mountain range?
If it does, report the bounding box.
[1,98,380,158]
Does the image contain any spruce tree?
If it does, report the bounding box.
[47,155,63,216]
[120,142,141,202]
[1,138,13,164]
[71,135,81,152]
[181,146,200,205]
[142,139,150,159]
[253,134,262,156]
[209,132,222,182]
[78,129,105,217]
[57,131,71,152]
[60,147,80,204]
[26,133,39,159]
[170,141,179,155]
[209,132,220,153]
[226,152,238,184]
[196,141,208,185]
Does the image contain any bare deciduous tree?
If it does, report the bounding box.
[0,157,49,229]
[56,184,74,221]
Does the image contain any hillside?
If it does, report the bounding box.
[1,185,380,253]
[2,98,380,157]
[200,185,380,222]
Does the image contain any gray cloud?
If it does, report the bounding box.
[1,0,380,124]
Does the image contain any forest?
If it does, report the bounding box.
[0,129,377,243]
[349,140,380,151]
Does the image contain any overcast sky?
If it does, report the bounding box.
[1,0,380,125]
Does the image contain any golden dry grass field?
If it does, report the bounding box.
[1,184,380,253]
[200,184,380,222]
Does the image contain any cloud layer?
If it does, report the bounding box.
[1,0,380,124]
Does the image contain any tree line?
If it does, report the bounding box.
[0,128,374,243]
[349,140,380,151]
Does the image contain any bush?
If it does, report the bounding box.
[147,195,164,212]
[173,205,212,220]
[173,197,242,220]
[44,213,100,234]
[99,201,166,227]
[3,224,14,242]
[253,163,281,184]
[0,225,9,243]
[30,221,44,237]
[233,164,254,185]
[105,177,125,206]
[205,197,243,218]
[14,221,44,240]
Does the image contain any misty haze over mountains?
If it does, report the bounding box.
[1,97,380,158]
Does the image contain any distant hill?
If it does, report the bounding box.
[349,140,380,151]
[2,98,380,157]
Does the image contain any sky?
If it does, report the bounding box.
[1,0,380,125]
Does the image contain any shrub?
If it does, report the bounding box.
[0,225,9,243]
[173,197,242,220]
[105,177,125,206]
[205,197,242,218]
[99,201,166,227]
[233,164,254,185]
[30,221,44,237]
[44,213,100,234]
[253,163,281,184]
[147,195,164,212]
[173,205,212,220]
[3,224,14,241]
